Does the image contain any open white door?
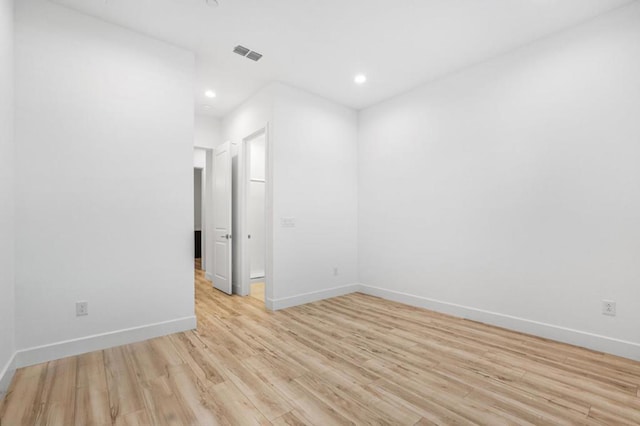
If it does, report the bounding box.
[212,142,232,294]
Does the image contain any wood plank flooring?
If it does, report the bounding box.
[2,266,640,425]
[250,282,265,302]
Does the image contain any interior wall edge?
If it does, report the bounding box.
[0,0,16,402]
[0,352,17,399]
[266,283,361,311]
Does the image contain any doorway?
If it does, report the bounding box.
[204,130,271,307]
[237,127,270,306]
[193,147,214,282]
[194,167,204,268]
[246,133,266,301]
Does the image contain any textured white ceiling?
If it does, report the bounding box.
[52,0,635,116]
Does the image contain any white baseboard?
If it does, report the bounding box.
[232,284,246,296]
[0,352,17,400]
[266,283,361,311]
[359,285,640,361]
[7,282,637,385]
[205,272,213,282]
[15,316,197,369]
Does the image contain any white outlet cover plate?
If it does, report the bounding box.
[281,217,296,228]
[76,301,88,316]
[602,300,616,316]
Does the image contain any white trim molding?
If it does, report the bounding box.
[0,352,17,400]
[359,284,640,361]
[5,282,639,395]
[15,316,197,369]
[266,284,361,311]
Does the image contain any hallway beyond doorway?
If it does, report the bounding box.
[250,282,265,302]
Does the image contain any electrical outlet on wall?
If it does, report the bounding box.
[602,300,616,317]
[333,267,339,276]
[281,217,296,228]
[76,301,88,317]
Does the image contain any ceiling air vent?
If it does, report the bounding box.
[233,45,250,57]
[233,45,263,62]
[246,51,263,62]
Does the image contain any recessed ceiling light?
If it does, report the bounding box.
[205,90,216,98]
[354,74,367,85]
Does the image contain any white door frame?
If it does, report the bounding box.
[194,166,205,269]
[204,148,214,282]
[194,147,214,281]
[238,125,273,307]
[200,166,206,270]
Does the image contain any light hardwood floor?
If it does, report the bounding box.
[2,266,640,425]
[250,282,265,302]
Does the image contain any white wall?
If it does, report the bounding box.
[194,114,222,149]
[222,86,275,145]
[271,84,359,306]
[358,2,640,359]
[14,0,196,365]
[222,83,359,307]
[0,0,15,395]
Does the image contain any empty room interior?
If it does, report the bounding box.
[2,0,640,424]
